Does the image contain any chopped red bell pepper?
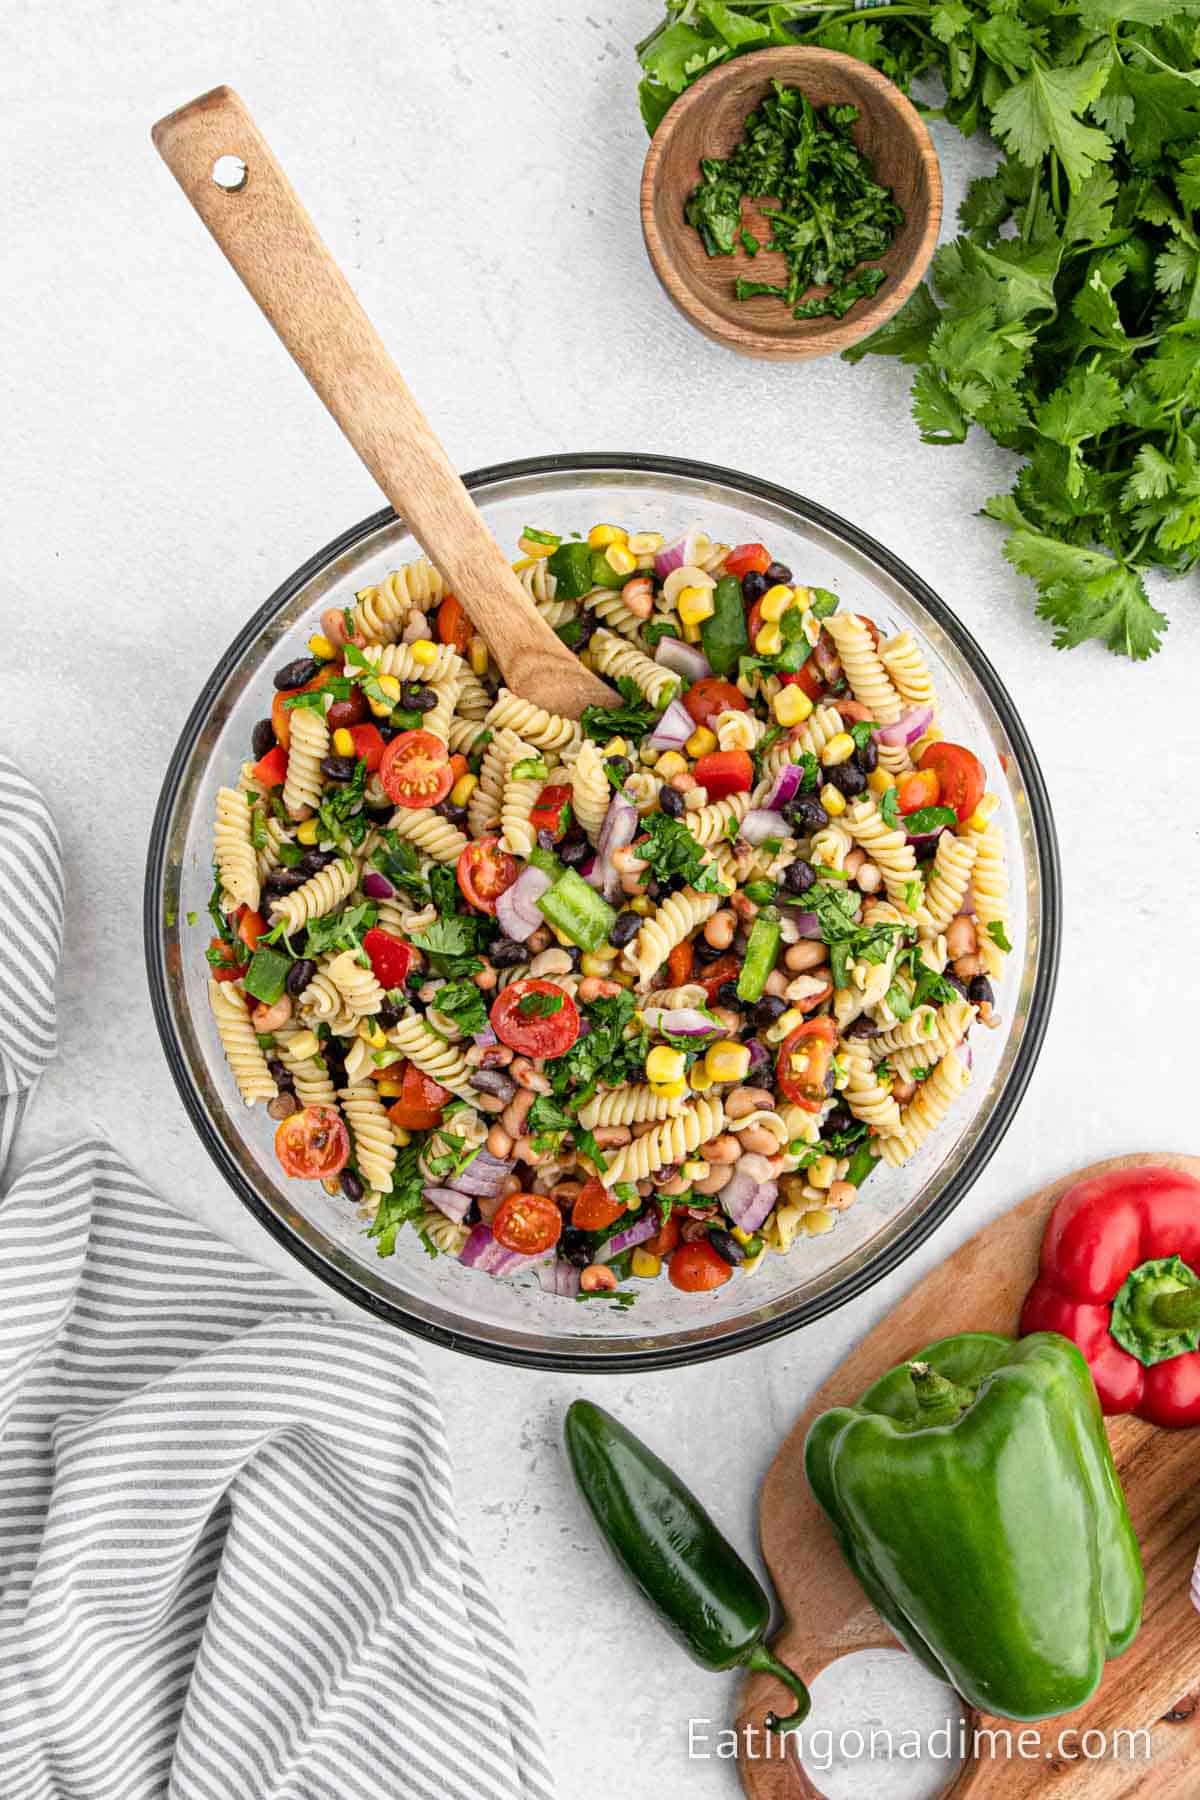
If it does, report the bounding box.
[362,927,413,990]
[1019,1165,1200,1427]
[529,782,573,841]
[347,723,387,772]
[251,744,289,788]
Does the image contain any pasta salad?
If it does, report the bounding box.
[204,523,1011,1302]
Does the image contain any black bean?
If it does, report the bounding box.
[659,786,684,818]
[376,720,400,742]
[464,1200,481,1225]
[824,1103,855,1135]
[610,910,641,948]
[440,804,468,827]
[787,797,829,837]
[783,857,817,895]
[377,999,401,1029]
[694,936,725,963]
[943,971,970,999]
[285,957,317,997]
[753,994,787,1029]
[859,735,878,773]
[266,1059,294,1088]
[708,1228,746,1266]
[273,657,318,692]
[471,1068,518,1102]
[490,936,528,967]
[320,754,357,783]
[339,1167,365,1204]
[401,682,429,708]
[575,613,598,648]
[765,560,793,585]
[536,828,557,854]
[298,847,334,876]
[718,980,740,1007]
[412,687,439,713]
[827,760,866,798]
[559,836,590,868]
[561,1227,592,1268]
[844,1017,880,1040]
[823,1066,837,1094]
[605,756,632,782]
[251,718,276,760]
[264,868,307,897]
[969,975,995,1007]
[742,570,769,605]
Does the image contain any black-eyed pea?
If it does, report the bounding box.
[725,1086,775,1121]
[856,860,882,895]
[952,951,986,980]
[709,1005,743,1035]
[947,915,978,959]
[691,1164,734,1196]
[486,1124,514,1160]
[511,1056,552,1094]
[738,1124,781,1155]
[526,925,553,954]
[529,947,574,978]
[843,847,865,877]
[657,1171,692,1195]
[703,908,737,950]
[737,1151,776,1185]
[592,1124,633,1148]
[827,1180,859,1211]
[702,1134,742,1165]
[891,1077,917,1104]
[578,976,623,1003]
[472,961,498,991]
[784,940,829,974]
[785,972,832,1009]
[730,891,758,923]
[500,1088,535,1137]
[765,970,789,998]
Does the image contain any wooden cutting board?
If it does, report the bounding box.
[736,1153,1200,1799]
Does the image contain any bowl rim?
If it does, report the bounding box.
[144,450,1061,1372]
[639,46,944,360]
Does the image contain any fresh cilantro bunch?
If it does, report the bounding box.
[636,0,1200,658]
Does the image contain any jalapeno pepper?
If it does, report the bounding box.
[565,1401,810,1733]
[735,909,781,1004]
[700,575,750,677]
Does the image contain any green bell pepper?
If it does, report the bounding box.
[537,868,615,951]
[700,575,749,676]
[736,910,781,1004]
[805,1332,1143,1721]
[565,1401,811,1732]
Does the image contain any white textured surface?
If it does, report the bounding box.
[5,2,1199,1796]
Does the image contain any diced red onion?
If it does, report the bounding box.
[361,870,396,901]
[588,791,639,904]
[875,703,934,748]
[778,906,822,939]
[762,761,805,812]
[423,1185,472,1224]
[594,1213,658,1263]
[654,637,711,684]
[496,864,552,942]
[745,1038,770,1079]
[644,696,696,754]
[653,535,688,580]
[579,853,596,879]
[741,809,790,846]
[473,1023,499,1050]
[459,1223,552,1278]
[639,1006,719,1037]
[537,1258,582,1298]
[720,1171,778,1233]
[448,1151,514,1197]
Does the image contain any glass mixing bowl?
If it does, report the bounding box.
[145,454,1060,1370]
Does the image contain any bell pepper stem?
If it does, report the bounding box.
[908,1361,974,1426]
[745,1642,811,1733]
[1152,1288,1200,1329]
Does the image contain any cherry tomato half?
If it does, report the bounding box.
[379,729,454,809]
[274,1105,350,1179]
[346,722,386,771]
[669,1239,732,1292]
[776,1017,838,1111]
[897,768,941,814]
[645,1212,682,1258]
[436,594,473,653]
[778,661,825,701]
[529,782,573,841]
[666,939,695,987]
[724,542,771,579]
[919,741,986,824]
[493,1191,563,1255]
[362,927,413,990]
[207,937,247,983]
[490,978,580,1058]
[235,907,266,954]
[684,677,749,729]
[457,837,518,914]
[692,748,754,800]
[572,1179,625,1233]
[384,1061,452,1130]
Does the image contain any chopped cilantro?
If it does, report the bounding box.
[431,977,489,1037]
[581,677,662,743]
[879,785,900,830]
[367,1144,426,1257]
[517,990,564,1019]
[635,809,727,895]
[300,898,378,959]
[985,920,1012,953]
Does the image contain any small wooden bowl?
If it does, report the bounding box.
[640,47,941,361]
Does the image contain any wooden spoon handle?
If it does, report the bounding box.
[151,85,614,713]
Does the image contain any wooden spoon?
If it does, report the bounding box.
[151,86,616,718]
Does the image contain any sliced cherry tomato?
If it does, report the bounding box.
[855,613,881,648]
[572,1179,626,1233]
[693,748,754,799]
[897,768,941,814]
[384,1061,452,1130]
[271,664,343,750]
[919,741,986,824]
[746,600,764,646]
[326,686,368,732]
[274,1105,350,1179]
[645,1212,682,1258]
[684,677,749,728]
[346,722,386,771]
[724,542,771,579]
[776,1017,838,1111]
[362,927,413,990]
[436,594,473,653]
[379,729,454,809]
[456,837,518,914]
[235,907,266,953]
[251,744,289,788]
[490,979,580,1058]
[207,937,247,982]
[693,951,740,1002]
[779,661,825,701]
[529,781,573,841]
[666,939,695,987]
[493,1191,563,1255]
[448,753,469,785]
[669,1239,732,1292]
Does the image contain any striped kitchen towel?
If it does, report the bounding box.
[0,755,557,1800]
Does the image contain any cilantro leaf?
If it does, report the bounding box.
[985,920,1013,953]
[366,1143,426,1257]
[431,978,489,1037]
[635,809,727,895]
[990,55,1114,190]
[301,897,378,959]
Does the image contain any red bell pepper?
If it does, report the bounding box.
[1019,1166,1200,1427]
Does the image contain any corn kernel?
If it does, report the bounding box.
[288,1029,321,1059]
[802,1207,836,1235]
[820,731,856,768]
[377,674,402,702]
[681,1158,707,1182]
[631,1248,662,1279]
[628,896,652,916]
[608,966,636,988]
[588,523,627,550]
[730,1226,752,1246]
[605,543,637,577]
[755,624,783,656]
[820,782,847,817]
[296,818,320,845]
[604,737,628,757]
[552,926,575,948]
[772,686,813,728]
[307,632,336,661]
[580,950,615,977]
[408,639,438,668]
[677,585,716,626]
[867,767,895,797]
[646,1045,686,1085]
[655,750,688,780]
[966,792,1000,832]
[376,1078,404,1099]
[770,1007,807,1042]
[685,726,718,759]
[705,1039,751,1084]
[808,1154,838,1190]
[322,1176,341,1195]
[759,584,794,622]
[511,556,538,572]
[681,619,703,643]
[331,726,355,757]
[469,635,489,676]
[627,531,664,555]
[391,1126,412,1147]
[792,585,813,611]
[450,772,477,807]
[367,694,392,718]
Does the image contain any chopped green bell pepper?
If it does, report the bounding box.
[537,869,616,951]
[243,946,291,1005]
[736,910,781,1004]
[805,1332,1143,1722]
[700,575,750,676]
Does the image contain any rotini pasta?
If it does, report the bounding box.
[486,687,580,754]
[269,856,358,934]
[208,979,276,1105]
[587,629,678,710]
[921,831,978,936]
[823,613,902,723]
[685,792,750,847]
[844,795,922,913]
[879,1051,970,1167]
[385,1013,476,1100]
[386,807,469,865]
[213,786,260,912]
[599,1097,726,1188]
[359,640,463,684]
[351,558,445,642]
[567,739,611,842]
[339,1083,397,1194]
[282,704,328,819]
[888,1000,977,1082]
[577,1084,686,1129]
[625,886,722,988]
[879,630,936,710]
[841,1039,903,1137]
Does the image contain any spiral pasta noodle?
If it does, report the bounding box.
[386,1013,476,1100]
[386,807,469,865]
[498,749,544,857]
[888,1000,976,1082]
[880,630,936,710]
[339,1083,397,1194]
[282,705,328,820]
[809,822,853,871]
[790,704,847,760]
[879,1050,970,1167]
[255,813,291,885]
[640,983,706,1011]
[921,831,978,936]
[419,1205,470,1257]
[841,1039,903,1137]
[446,716,488,756]
[467,727,524,839]
[351,558,445,642]
[323,949,386,1018]
[208,980,277,1105]
[587,629,678,711]
[454,672,492,720]
[585,587,643,638]
[685,793,750,847]
[823,614,902,724]
[269,856,358,934]
[844,795,922,913]
[872,1006,939,1058]
[360,641,463,684]
[599,1097,726,1189]
[276,1029,339,1109]
[485,688,580,754]
[967,817,1010,977]
[423,674,462,746]
[625,886,722,988]
[568,739,610,842]
[713,709,763,752]
[297,965,356,1036]
[577,1084,686,1129]
[214,786,260,912]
